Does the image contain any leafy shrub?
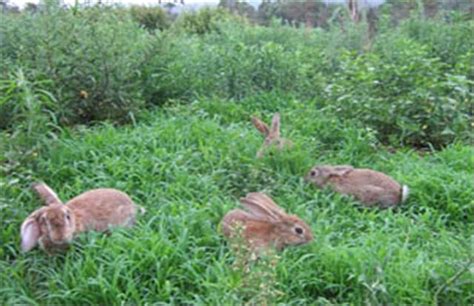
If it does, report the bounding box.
[399,16,474,67]
[322,35,473,148]
[0,69,57,173]
[143,22,328,104]
[129,5,170,32]
[0,6,151,124]
[1,5,472,148]
[0,69,55,134]
[173,7,246,35]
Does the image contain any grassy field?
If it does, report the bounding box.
[0,3,473,304]
[1,97,472,304]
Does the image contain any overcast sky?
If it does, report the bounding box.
[10,0,220,7]
[10,0,385,9]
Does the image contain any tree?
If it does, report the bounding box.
[260,0,329,28]
[347,0,360,22]
[219,0,256,20]
[24,2,39,13]
[422,0,438,18]
[257,0,280,25]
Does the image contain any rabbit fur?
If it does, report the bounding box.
[251,113,293,158]
[21,183,143,253]
[221,192,313,254]
[305,165,409,208]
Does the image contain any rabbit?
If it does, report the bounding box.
[305,165,409,208]
[221,192,313,254]
[251,113,293,158]
[21,182,144,253]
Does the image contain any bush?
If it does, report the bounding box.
[129,5,170,32]
[399,16,474,67]
[0,70,54,131]
[322,35,473,148]
[0,5,472,148]
[0,69,57,173]
[173,7,246,35]
[0,6,151,125]
[143,22,327,104]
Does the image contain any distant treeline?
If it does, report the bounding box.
[2,0,473,28]
[220,0,472,28]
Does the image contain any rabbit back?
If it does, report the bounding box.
[67,188,138,233]
[349,169,401,190]
[330,169,402,206]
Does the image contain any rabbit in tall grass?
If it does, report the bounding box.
[21,182,144,253]
[252,113,293,158]
[305,165,409,208]
[221,192,313,254]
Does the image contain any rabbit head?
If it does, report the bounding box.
[251,113,292,158]
[222,192,313,252]
[21,183,76,252]
[305,165,354,187]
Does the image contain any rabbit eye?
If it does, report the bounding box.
[65,213,71,221]
[310,170,317,176]
[295,227,304,235]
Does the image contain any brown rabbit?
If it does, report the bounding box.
[305,165,409,208]
[221,192,313,254]
[21,183,144,253]
[251,113,293,158]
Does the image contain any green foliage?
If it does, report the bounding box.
[144,23,329,104]
[218,1,257,20]
[0,69,55,133]
[1,5,471,148]
[0,69,57,173]
[129,5,170,32]
[1,100,472,304]
[399,16,474,67]
[324,36,473,147]
[144,16,471,148]
[173,7,246,35]
[0,6,150,124]
[0,4,473,305]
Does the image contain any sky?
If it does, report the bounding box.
[9,0,386,10]
[10,0,221,7]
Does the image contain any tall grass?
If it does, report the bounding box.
[1,99,472,304]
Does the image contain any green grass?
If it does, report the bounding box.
[1,98,473,304]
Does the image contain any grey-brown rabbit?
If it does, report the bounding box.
[251,113,292,158]
[305,165,409,208]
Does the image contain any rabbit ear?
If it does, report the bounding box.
[21,215,41,252]
[270,113,281,138]
[240,192,286,222]
[329,165,354,177]
[251,116,270,136]
[32,183,62,206]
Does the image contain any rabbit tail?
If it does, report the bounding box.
[401,185,410,203]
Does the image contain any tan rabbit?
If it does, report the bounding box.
[305,165,409,208]
[221,192,313,254]
[251,113,293,158]
[21,183,144,253]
